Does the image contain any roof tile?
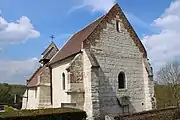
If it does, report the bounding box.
[49,16,104,64]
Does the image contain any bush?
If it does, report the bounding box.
[0,108,87,120]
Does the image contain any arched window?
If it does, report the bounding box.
[118,72,125,89]
[62,73,65,90]
[116,20,121,32]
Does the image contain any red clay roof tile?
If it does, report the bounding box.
[27,66,45,87]
[49,16,104,64]
[49,3,147,64]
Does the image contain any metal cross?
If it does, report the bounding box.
[50,35,55,41]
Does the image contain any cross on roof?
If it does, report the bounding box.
[50,35,55,41]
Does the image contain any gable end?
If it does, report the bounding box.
[83,3,147,58]
[108,4,147,58]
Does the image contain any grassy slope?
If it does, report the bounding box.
[155,84,179,109]
[0,83,26,105]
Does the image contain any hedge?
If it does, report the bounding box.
[0,107,87,120]
[115,107,180,120]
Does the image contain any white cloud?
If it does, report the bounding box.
[0,16,40,44]
[142,0,180,72]
[0,58,39,84]
[69,0,116,14]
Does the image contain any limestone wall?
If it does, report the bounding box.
[142,59,155,111]
[35,66,51,108]
[26,88,38,109]
[83,50,93,120]
[83,5,153,119]
[38,86,51,108]
[67,54,83,83]
[66,53,85,110]
[70,92,84,109]
[51,57,73,108]
[39,67,51,84]
[22,90,28,109]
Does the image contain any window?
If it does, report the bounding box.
[116,20,121,32]
[62,73,65,90]
[118,72,125,89]
[35,88,37,98]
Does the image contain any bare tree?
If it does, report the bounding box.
[156,60,180,107]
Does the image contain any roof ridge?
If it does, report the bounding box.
[49,3,121,65]
[41,41,58,55]
[28,66,41,80]
[77,15,105,34]
[48,34,74,64]
[78,3,117,40]
[27,66,41,85]
[49,15,106,65]
[27,65,46,86]
[80,3,118,46]
[81,15,106,45]
[59,15,104,50]
[81,8,114,44]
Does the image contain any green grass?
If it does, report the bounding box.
[155,84,180,109]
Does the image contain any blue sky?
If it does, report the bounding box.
[0,0,178,84]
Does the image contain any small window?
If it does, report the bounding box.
[118,72,125,89]
[62,73,65,90]
[35,88,37,98]
[116,20,121,32]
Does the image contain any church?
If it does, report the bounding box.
[22,3,156,120]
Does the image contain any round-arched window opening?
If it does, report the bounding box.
[62,73,65,90]
[118,72,125,89]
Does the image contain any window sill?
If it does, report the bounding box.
[117,88,128,92]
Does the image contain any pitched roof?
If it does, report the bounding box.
[27,66,45,87]
[49,3,147,65]
[27,40,60,87]
[49,16,105,64]
[41,41,58,55]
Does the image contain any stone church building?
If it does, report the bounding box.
[22,3,156,120]
[22,42,59,109]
